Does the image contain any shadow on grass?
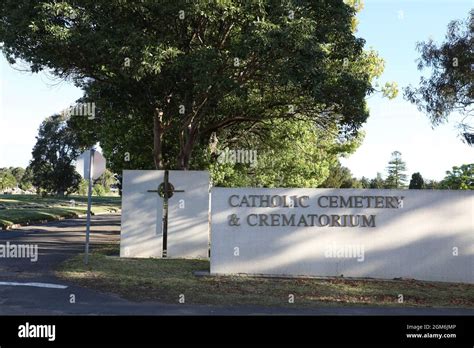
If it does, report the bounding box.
[55,245,474,309]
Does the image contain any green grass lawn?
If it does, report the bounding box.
[0,194,121,229]
[56,244,474,308]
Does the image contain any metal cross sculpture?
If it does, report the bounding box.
[147,170,184,257]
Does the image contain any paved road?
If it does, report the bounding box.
[0,215,473,316]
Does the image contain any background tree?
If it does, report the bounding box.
[369,172,385,189]
[91,169,117,195]
[348,178,363,189]
[19,166,34,190]
[10,167,25,184]
[409,172,425,189]
[424,179,440,189]
[318,161,361,188]
[1,0,392,174]
[439,163,474,189]
[384,151,407,189]
[76,179,88,196]
[358,176,371,188]
[404,10,474,144]
[0,169,17,192]
[96,169,117,193]
[93,184,107,197]
[29,114,82,195]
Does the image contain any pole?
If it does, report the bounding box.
[84,148,95,265]
[162,170,169,258]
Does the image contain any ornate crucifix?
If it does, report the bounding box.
[147,170,184,257]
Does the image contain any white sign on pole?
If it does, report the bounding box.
[75,148,107,265]
[76,150,106,180]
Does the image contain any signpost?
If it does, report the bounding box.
[76,148,106,264]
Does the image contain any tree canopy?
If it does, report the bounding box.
[1,0,388,178]
[177,117,363,187]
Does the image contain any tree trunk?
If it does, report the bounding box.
[153,108,164,169]
[177,125,198,170]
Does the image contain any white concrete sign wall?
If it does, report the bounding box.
[120,170,210,259]
[210,188,474,283]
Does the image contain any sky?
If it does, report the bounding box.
[0,0,473,181]
[339,0,473,180]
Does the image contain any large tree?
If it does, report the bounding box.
[1,0,388,171]
[385,151,407,189]
[404,10,474,144]
[29,114,82,195]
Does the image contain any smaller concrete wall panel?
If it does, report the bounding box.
[120,170,163,258]
[120,170,210,259]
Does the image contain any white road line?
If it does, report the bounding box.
[0,281,68,289]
